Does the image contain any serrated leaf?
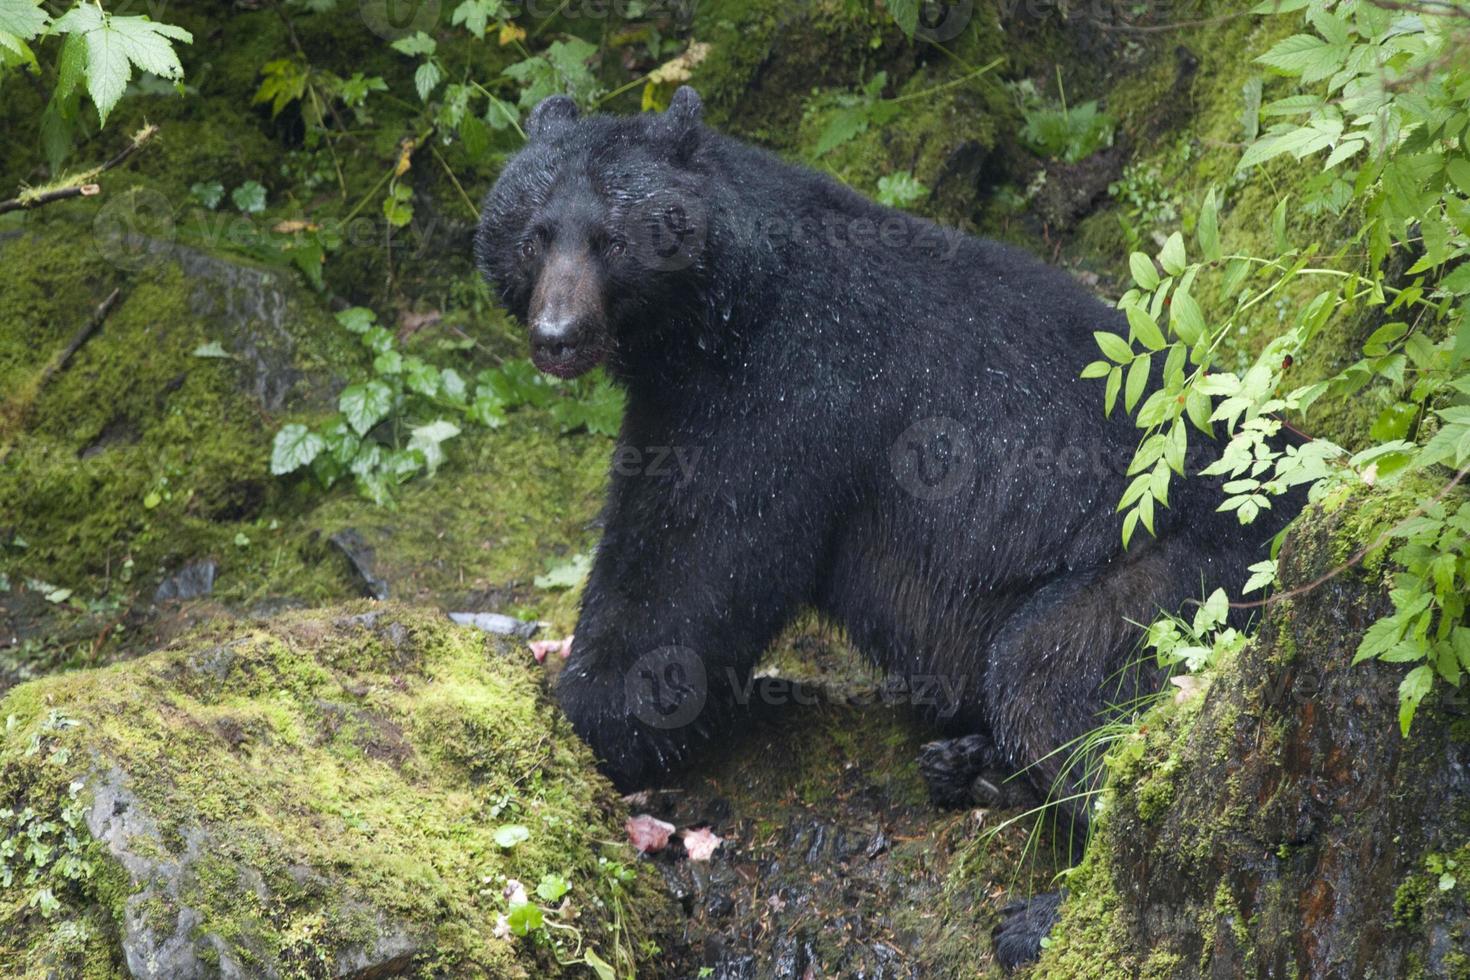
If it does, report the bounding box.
[0,0,48,41]
[414,60,442,103]
[336,307,376,334]
[451,0,500,39]
[1398,664,1434,737]
[390,30,436,57]
[271,424,326,475]
[54,7,192,126]
[408,418,461,474]
[340,380,393,436]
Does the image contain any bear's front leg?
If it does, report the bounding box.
[557,468,820,789]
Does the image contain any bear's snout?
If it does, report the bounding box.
[528,248,608,379]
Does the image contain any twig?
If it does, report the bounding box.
[0,184,100,214]
[0,124,159,215]
[0,288,123,462]
[43,288,123,387]
[1229,461,1470,611]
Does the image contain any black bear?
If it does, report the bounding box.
[475,86,1298,967]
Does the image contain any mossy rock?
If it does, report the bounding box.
[0,213,354,590]
[1035,486,1470,978]
[0,604,683,978]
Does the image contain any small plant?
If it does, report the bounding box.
[1015,73,1115,164]
[490,864,633,979]
[1,777,95,918]
[271,308,623,505]
[876,171,928,209]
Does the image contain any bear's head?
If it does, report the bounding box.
[474,86,710,380]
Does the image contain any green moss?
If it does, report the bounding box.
[0,605,677,977]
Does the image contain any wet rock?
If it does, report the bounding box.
[1039,498,1470,976]
[330,529,389,600]
[153,559,218,603]
[447,610,540,639]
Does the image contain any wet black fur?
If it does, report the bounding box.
[475,87,1301,968]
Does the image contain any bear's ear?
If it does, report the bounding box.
[660,86,703,163]
[526,95,580,142]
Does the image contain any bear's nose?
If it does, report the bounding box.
[531,316,584,369]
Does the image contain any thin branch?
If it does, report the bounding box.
[0,124,158,215]
[1230,461,1470,611]
[0,288,124,463]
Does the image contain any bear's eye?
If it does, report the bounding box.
[607,240,627,259]
[517,239,539,261]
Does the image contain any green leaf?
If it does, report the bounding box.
[408,419,461,474]
[1129,252,1160,291]
[451,0,500,39]
[1448,158,1470,197]
[885,0,919,36]
[583,948,616,980]
[270,424,326,475]
[507,902,544,936]
[493,824,530,848]
[536,873,570,902]
[1095,330,1134,363]
[1398,664,1434,737]
[1197,188,1221,262]
[0,0,48,41]
[535,552,592,591]
[340,380,393,436]
[53,6,192,126]
[1126,306,1166,351]
[1255,34,1339,79]
[192,341,231,359]
[875,171,928,209]
[1158,232,1187,276]
[390,31,436,57]
[1080,360,1112,379]
[231,181,267,214]
[336,307,376,334]
[1170,289,1205,345]
[1104,366,1122,418]
[1125,354,1151,412]
[414,61,443,103]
